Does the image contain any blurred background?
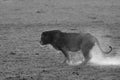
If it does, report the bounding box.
[0,0,120,24]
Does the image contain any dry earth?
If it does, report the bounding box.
[0,23,119,80]
[0,0,120,80]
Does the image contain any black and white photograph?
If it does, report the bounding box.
[0,0,120,80]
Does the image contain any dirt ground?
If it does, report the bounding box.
[0,0,120,80]
[0,23,119,80]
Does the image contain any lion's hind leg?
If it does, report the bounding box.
[81,41,95,66]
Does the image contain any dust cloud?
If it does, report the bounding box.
[67,43,120,66]
[89,43,120,66]
[66,52,84,66]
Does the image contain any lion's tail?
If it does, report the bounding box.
[96,39,112,54]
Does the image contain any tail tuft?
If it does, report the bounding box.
[106,46,112,54]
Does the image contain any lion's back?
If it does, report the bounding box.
[63,33,83,51]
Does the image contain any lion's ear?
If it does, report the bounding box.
[53,30,61,33]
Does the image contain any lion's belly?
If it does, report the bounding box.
[67,43,80,52]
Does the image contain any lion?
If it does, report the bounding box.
[40,30,112,65]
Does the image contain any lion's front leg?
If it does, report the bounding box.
[60,49,70,64]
